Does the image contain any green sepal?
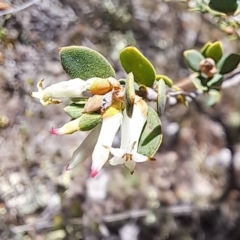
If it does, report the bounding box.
[157,79,167,116]
[70,98,88,104]
[183,50,205,72]
[156,74,173,87]
[125,72,135,118]
[217,53,240,74]
[60,46,116,80]
[206,89,222,106]
[64,103,85,119]
[209,0,238,14]
[138,107,162,157]
[205,41,223,63]
[207,73,223,89]
[79,114,102,131]
[200,42,212,57]
[119,46,156,87]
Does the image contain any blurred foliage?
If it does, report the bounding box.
[184,41,240,105]
[164,0,240,38]
[0,26,8,44]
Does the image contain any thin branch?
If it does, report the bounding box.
[222,69,240,88]
[102,204,216,223]
[11,220,54,234]
[0,0,40,17]
[174,68,240,91]
[11,217,83,234]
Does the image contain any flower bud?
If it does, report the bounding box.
[89,78,112,95]
[199,58,217,78]
[51,113,102,135]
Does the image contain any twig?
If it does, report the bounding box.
[222,69,240,88]
[11,220,54,234]
[11,217,83,234]
[102,204,216,222]
[0,0,40,17]
[102,209,149,222]
[174,68,240,91]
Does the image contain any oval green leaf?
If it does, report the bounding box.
[156,74,173,87]
[79,113,102,131]
[138,107,162,157]
[209,0,238,14]
[192,77,208,91]
[200,42,212,57]
[60,46,116,80]
[217,53,240,74]
[184,50,205,72]
[205,41,223,63]
[207,73,223,89]
[64,103,85,119]
[206,89,222,106]
[119,46,156,87]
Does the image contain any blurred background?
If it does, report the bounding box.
[1,0,240,239]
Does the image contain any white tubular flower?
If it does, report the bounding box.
[121,98,148,149]
[90,111,123,178]
[105,98,154,174]
[30,78,96,106]
[66,123,102,170]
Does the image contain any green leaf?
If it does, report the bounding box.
[119,46,156,87]
[157,79,167,116]
[138,107,162,157]
[206,89,222,106]
[60,46,116,80]
[79,114,102,131]
[209,0,238,14]
[192,77,208,91]
[200,42,212,57]
[207,73,223,89]
[156,74,173,87]
[125,72,135,118]
[217,53,240,74]
[64,103,85,119]
[184,50,205,72]
[205,41,223,63]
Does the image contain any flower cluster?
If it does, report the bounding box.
[30,77,155,178]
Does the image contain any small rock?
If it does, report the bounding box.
[119,223,139,240]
